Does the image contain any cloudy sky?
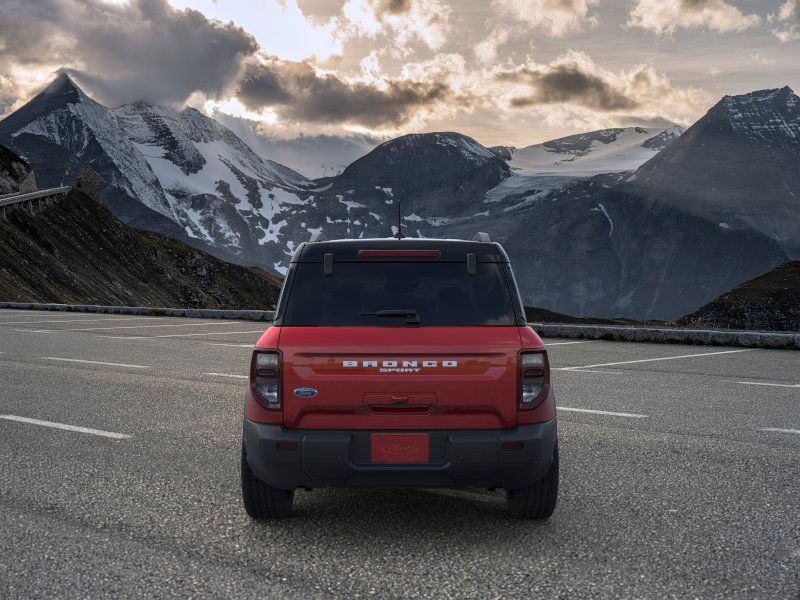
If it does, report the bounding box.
[0,0,798,146]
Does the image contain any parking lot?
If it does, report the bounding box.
[0,308,798,598]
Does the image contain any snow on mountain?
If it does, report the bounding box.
[0,74,319,268]
[214,113,379,180]
[7,74,170,217]
[480,126,684,211]
[506,126,684,177]
[719,86,799,142]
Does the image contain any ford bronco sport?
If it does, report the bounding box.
[241,235,558,519]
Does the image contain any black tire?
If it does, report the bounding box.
[241,444,295,519]
[505,445,559,520]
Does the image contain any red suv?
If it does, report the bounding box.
[241,236,558,519]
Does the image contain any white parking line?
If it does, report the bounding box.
[0,415,131,439]
[558,406,647,418]
[557,369,623,375]
[206,372,248,379]
[555,349,753,371]
[40,357,151,369]
[739,381,800,389]
[758,427,800,436]
[148,330,266,339]
[205,343,254,348]
[545,341,598,346]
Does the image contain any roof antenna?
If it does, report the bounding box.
[396,196,404,239]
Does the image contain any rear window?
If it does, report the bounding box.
[282,261,518,326]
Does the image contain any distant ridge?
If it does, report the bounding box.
[678,261,800,331]
[0,189,281,308]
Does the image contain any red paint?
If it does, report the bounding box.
[246,325,555,428]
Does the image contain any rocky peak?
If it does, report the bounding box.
[706,86,800,142]
[39,72,88,104]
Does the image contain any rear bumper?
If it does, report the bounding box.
[242,419,557,490]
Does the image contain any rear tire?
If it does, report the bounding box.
[505,445,559,520]
[241,444,294,519]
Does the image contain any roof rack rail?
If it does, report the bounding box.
[309,231,326,243]
[472,232,491,243]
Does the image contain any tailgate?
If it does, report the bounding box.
[279,326,522,429]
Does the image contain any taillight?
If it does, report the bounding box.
[519,350,549,410]
[251,350,281,410]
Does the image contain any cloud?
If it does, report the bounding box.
[705,66,736,77]
[493,0,600,37]
[496,58,637,111]
[0,0,257,108]
[627,0,761,35]
[342,0,451,50]
[746,53,776,65]
[474,28,511,64]
[492,51,710,125]
[768,0,800,42]
[236,56,453,128]
[168,0,346,61]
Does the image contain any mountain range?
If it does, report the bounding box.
[1,74,797,320]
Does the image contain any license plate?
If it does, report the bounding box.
[370,433,429,463]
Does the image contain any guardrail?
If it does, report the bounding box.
[0,302,274,322]
[530,322,800,350]
[0,302,797,348]
[0,186,71,206]
[0,186,71,216]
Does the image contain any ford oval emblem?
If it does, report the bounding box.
[293,387,318,398]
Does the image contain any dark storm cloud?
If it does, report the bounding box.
[0,0,257,106]
[497,62,639,111]
[237,58,451,127]
[380,0,413,16]
[680,0,711,9]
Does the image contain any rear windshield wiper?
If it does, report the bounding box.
[360,309,420,325]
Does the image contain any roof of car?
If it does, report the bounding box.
[293,237,510,263]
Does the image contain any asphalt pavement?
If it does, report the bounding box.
[0,309,798,598]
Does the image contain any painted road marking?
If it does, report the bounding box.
[40,357,151,369]
[739,381,800,389]
[19,321,238,332]
[0,415,131,439]
[148,330,266,339]
[557,369,623,375]
[206,372,248,379]
[545,341,598,346]
[758,427,800,436]
[205,343,254,348]
[558,406,647,418]
[555,349,753,371]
